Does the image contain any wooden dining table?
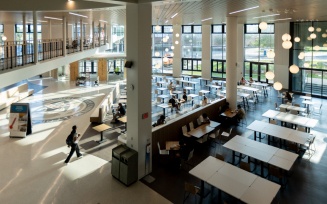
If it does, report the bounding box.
[165,141,180,150]
[221,109,237,118]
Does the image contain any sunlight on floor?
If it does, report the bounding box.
[60,154,108,181]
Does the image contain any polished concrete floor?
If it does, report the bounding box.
[1,76,326,204]
[0,78,170,204]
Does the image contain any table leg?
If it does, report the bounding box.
[254,131,257,141]
[97,131,107,143]
[242,97,246,110]
[261,161,264,177]
[232,150,235,164]
[162,107,166,117]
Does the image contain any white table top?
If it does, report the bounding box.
[157,95,169,99]
[157,87,167,91]
[187,94,199,98]
[184,87,194,90]
[300,95,312,100]
[250,82,269,87]
[157,103,170,108]
[240,177,280,204]
[206,84,222,89]
[190,156,280,202]
[237,85,259,92]
[302,100,315,105]
[199,90,210,94]
[279,104,306,112]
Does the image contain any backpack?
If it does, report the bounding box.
[66,134,73,146]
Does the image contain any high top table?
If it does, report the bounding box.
[189,156,280,203]
[279,104,306,112]
[250,82,269,97]
[93,124,112,143]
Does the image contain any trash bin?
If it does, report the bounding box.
[119,149,138,186]
[111,145,129,179]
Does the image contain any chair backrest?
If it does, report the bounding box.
[240,161,251,172]
[216,154,225,161]
[297,126,306,132]
[155,90,159,94]
[202,134,208,142]
[187,96,192,101]
[157,142,161,150]
[270,119,277,125]
[184,182,198,195]
[182,125,188,134]
[290,110,298,115]
[294,103,300,107]
[309,136,316,145]
[189,122,194,130]
[215,129,221,138]
[229,127,233,134]
[187,149,194,161]
[157,97,161,103]
[269,165,283,178]
[274,102,278,108]
[199,92,203,96]
[156,82,160,87]
[197,117,202,126]
[280,107,287,112]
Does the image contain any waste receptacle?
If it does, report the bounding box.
[111,145,129,179]
[120,149,138,186]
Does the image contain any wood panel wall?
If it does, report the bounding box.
[152,99,226,159]
[98,58,108,81]
[69,61,79,81]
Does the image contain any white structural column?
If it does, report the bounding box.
[63,16,67,56]
[201,25,211,79]
[172,25,181,77]
[226,17,238,109]
[33,11,38,64]
[104,23,107,44]
[107,25,112,49]
[274,22,290,89]
[236,24,244,81]
[49,20,52,39]
[126,3,152,179]
[92,22,95,48]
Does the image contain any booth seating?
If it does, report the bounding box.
[90,95,110,124]
[0,83,34,110]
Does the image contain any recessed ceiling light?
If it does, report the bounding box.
[171,13,178,19]
[201,17,212,22]
[268,18,292,22]
[69,12,88,18]
[253,14,280,19]
[229,6,259,14]
[44,16,63,21]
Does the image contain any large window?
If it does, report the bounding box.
[290,22,327,97]
[111,25,124,53]
[244,24,274,83]
[152,25,173,74]
[79,60,98,73]
[15,24,42,43]
[212,24,226,78]
[182,25,202,75]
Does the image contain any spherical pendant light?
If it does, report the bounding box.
[163,56,168,62]
[155,25,161,32]
[316,27,321,32]
[155,63,160,69]
[170,53,174,57]
[175,40,179,44]
[162,38,168,43]
[165,48,169,52]
[308,26,314,32]
[165,35,169,40]
[314,45,320,51]
[289,64,299,74]
[307,36,312,40]
[265,71,275,80]
[322,33,327,38]
[294,37,300,42]
[273,82,283,91]
[267,50,275,58]
[310,33,317,39]
[282,33,291,41]
[171,45,175,50]
[259,22,268,30]
[1,35,7,41]
[303,62,310,68]
[298,53,305,60]
[175,33,180,37]
[323,43,327,47]
[282,41,292,49]
[155,52,160,57]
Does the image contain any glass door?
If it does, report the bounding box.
[249,62,269,83]
[250,63,259,82]
[259,64,268,83]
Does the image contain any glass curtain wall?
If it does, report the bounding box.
[152,25,173,74]
[211,24,226,78]
[111,25,124,52]
[244,24,274,83]
[15,24,42,56]
[291,21,327,97]
[0,25,4,59]
[182,25,202,76]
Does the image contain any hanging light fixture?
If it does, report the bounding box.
[298,52,305,59]
[170,53,174,57]
[322,33,327,38]
[155,63,161,69]
[267,50,275,58]
[175,33,180,37]
[1,35,7,41]
[171,45,175,50]
[165,48,169,52]
[316,27,322,32]
[303,62,310,68]
[282,41,292,49]
[265,71,275,80]
[289,64,299,74]
[323,43,327,47]
[165,35,169,40]
[162,37,168,43]
[310,33,317,39]
[259,22,268,30]
[313,45,320,51]
[155,24,161,32]
[294,37,300,42]
[154,52,160,57]
[273,81,283,91]
[163,56,168,62]
[308,26,314,32]
[282,33,291,41]
[307,36,312,40]
[175,40,179,44]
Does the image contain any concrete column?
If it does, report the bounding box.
[33,11,38,64]
[126,3,152,179]
[236,24,244,81]
[107,24,112,49]
[98,22,101,45]
[80,20,83,51]
[104,23,107,44]
[226,17,238,109]
[201,24,211,79]
[49,20,52,39]
[172,25,181,77]
[75,23,78,40]
[274,22,290,89]
[63,16,67,56]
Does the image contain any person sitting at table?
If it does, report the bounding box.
[202,113,210,124]
[235,104,245,122]
[285,91,293,103]
[167,81,175,91]
[240,77,247,85]
[112,103,126,122]
[182,92,187,102]
[202,96,208,106]
[221,102,230,113]
[249,77,254,83]
[156,115,166,126]
[169,95,180,112]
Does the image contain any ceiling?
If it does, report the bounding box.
[1,0,327,26]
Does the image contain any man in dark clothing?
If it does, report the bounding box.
[169,95,180,111]
[182,92,187,102]
[113,103,126,121]
[65,125,83,164]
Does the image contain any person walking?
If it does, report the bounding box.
[64,125,83,164]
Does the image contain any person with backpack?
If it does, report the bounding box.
[64,125,83,165]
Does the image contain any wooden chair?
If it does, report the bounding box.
[268,165,285,186]
[220,127,233,143]
[279,107,287,112]
[182,125,191,137]
[189,122,194,131]
[303,135,316,159]
[240,161,251,172]
[183,182,200,204]
[215,153,225,161]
